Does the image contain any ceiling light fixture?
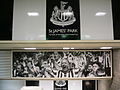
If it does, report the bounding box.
[24,48,37,50]
[27,12,39,16]
[100,47,112,49]
[63,47,75,50]
[63,47,70,50]
[95,12,106,16]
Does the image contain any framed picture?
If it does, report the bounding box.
[82,80,98,90]
[26,80,39,86]
[54,80,68,90]
[12,50,112,79]
[46,0,80,40]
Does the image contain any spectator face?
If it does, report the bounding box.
[93,63,99,72]
[24,67,28,71]
[16,65,22,72]
[27,62,32,68]
[28,57,32,61]
[88,65,93,71]
[41,61,49,68]
[79,65,84,71]
[61,59,69,72]
[28,74,33,77]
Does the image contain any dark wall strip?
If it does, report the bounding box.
[111,0,120,40]
[82,80,96,90]
[26,80,39,86]
[0,0,13,40]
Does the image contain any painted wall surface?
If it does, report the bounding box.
[13,0,46,40]
[39,80,82,90]
[0,80,82,90]
[81,0,113,40]
[13,0,113,40]
[68,80,82,90]
[0,80,25,90]
[110,50,120,90]
[98,80,111,90]
[39,80,53,90]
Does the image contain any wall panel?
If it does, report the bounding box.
[13,0,113,40]
[0,51,11,78]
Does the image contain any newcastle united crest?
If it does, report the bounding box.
[50,1,76,27]
[55,80,66,87]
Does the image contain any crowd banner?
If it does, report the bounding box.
[12,50,112,79]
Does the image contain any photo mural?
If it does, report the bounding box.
[12,50,112,79]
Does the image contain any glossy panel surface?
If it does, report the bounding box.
[81,0,113,40]
[13,0,46,40]
[13,0,113,40]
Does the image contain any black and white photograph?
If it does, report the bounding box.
[12,50,112,79]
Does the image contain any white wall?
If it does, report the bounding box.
[0,80,25,90]
[0,80,82,90]
[39,80,53,90]
[13,0,113,40]
[13,0,46,40]
[110,50,120,90]
[80,0,113,40]
[68,80,82,90]
[39,80,82,90]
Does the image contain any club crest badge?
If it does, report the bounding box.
[50,1,76,27]
[55,80,66,87]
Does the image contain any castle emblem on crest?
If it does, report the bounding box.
[50,1,76,27]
